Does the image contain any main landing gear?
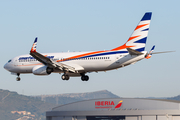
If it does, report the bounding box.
[81,73,89,81]
[61,74,69,80]
[61,73,89,81]
[16,73,21,81]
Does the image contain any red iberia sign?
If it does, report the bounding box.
[95,100,123,109]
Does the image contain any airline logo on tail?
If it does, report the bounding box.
[111,12,152,52]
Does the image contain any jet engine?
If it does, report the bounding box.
[32,65,53,75]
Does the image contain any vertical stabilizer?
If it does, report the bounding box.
[111,12,152,52]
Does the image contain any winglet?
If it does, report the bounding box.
[149,45,155,54]
[30,37,38,53]
[145,45,155,59]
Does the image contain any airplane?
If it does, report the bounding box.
[4,12,173,81]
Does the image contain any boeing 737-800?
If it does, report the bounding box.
[4,12,172,81]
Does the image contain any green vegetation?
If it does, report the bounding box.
[0,89,56,120]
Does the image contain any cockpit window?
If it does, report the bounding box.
[8,60,12,63]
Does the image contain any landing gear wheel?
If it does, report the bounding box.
[85,75,89,81]
[81,75,89,81]
[81,76,84,81]
[16,77,21,81]
[61,74,69,80]
[61,75,66,80]
[16,73,20,81]
[65,75,69,80]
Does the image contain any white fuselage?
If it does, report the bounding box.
[4,51,147,76]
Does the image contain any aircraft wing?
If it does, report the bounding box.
[30,38,77,73]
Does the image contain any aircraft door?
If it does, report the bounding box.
[14,59,18,66]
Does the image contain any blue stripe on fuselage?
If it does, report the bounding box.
[60,51,128,62]
[19,56,54,60]
[82,51,128,58]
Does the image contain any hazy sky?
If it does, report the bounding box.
[1,0,180,98]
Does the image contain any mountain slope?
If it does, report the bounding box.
[0,89,119,120]
[0,89,56,120]
[167,95,180,101]
[33,90,120,105]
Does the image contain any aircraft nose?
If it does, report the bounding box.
[4,63,10,71]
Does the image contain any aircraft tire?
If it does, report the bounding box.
[65,75,69,80]
[62,74,69,80]
[85,75,89,81]
[61,75,66,80]
[81,75,89,81]
[16,77,21,81]
[81,76,84,81]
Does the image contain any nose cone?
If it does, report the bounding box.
[4,63,11,71]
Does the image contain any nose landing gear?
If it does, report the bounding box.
[16,73,21,81]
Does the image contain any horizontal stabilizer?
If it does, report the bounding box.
[126,48,143,55]
[151,51,175,55]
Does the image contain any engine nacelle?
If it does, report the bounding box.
[32,65,53,75]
